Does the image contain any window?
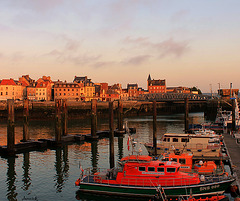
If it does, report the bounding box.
[179,159,186,164]
[172,138,178,142]
[157,167,164,172]
[181,138,189,142]
[68,89,70,91]
[59,89,61,91]
[163,138,170,142]
[171,158,177,162]
[167,168,176,173]
[139,167,146,171]
[0,92,2,95]
[148,167,155,172]
[64,93,66,96]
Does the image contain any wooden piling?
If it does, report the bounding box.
[118,99,123,131]
[91,99,97,138]
[109,101,115,168]
[55,99,62,143]
[7,99,15,153]
[232,98,236,131]
[153,101,157,156]
[22,99,29,141]
[184,98,189,133]
[62,99,68,136]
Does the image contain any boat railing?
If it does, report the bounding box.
[81,167,234,187]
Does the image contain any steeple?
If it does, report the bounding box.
[147,74,151,81]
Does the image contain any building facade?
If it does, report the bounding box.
[147,74,166,93]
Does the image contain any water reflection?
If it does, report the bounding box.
[22,152,31,191]
[91,140,99,173]
[54,146,69,193]
[6,157,17,201]
[118,136,123,161]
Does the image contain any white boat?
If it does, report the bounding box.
[145,133,221,157]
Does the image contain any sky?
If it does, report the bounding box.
[0,0,240,93]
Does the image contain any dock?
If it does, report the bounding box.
[223,132,240,188]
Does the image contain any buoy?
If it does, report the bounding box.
[75,178,80,186]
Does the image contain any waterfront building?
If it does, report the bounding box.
[147,74,166,93]
[73,76,95,101]
[35,81,52,101]
[166,86,191,94]
[0,79,24,100]
[54,81,82,101]
[127,84,139,99]
[120,89,129,101]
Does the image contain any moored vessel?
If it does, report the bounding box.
[75,154,235,198]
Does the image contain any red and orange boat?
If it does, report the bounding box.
[76,155,235,198]
[161,152,225,175]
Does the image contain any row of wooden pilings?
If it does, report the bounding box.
[4,98,190,167]
[3,99,124,166]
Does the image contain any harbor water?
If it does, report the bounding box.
[0,113,234,201]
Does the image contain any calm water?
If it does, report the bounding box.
[0,112,228,201]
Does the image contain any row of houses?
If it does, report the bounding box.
[0,74,197,101]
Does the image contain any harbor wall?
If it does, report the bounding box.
[0,99,237,121]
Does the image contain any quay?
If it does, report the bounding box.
[223,132,240,188]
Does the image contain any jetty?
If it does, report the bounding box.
[223,131,240,188]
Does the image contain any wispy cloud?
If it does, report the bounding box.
[44,36,100,65]
[123,36,190,58]
[122,55,151,65]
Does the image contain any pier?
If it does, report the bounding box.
[223,132,240,188]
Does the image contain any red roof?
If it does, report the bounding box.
[0,79,17,85]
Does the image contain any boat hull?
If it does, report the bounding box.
[78,177,234,198]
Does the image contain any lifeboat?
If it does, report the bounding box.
[76,155,235,198]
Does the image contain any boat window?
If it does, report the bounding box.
[171,158,177,162]
[181,138,189,142]
[172,138,178,142]
[148,167,155,172]
[167,168,176,173]
[139,167,146,171]
[179,159,186,164]
[157,167,164,172]
[162,157,169,161]
[163,138,170,142]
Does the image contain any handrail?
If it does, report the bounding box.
[82,167,233,188]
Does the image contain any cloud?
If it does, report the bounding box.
[123,55,151,65]
[92,61,117,69]
[123,36,190,58]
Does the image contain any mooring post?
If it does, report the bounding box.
[118,99,123,131]
[91,99,97,138]
[184,98,189,133]
[55,99,62,143]
[153,100,157,156]
[7,99,15,154]
[22,98,29,141]
[109,101,115,168]
[62,99,68,136]
[232,98,236,132]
